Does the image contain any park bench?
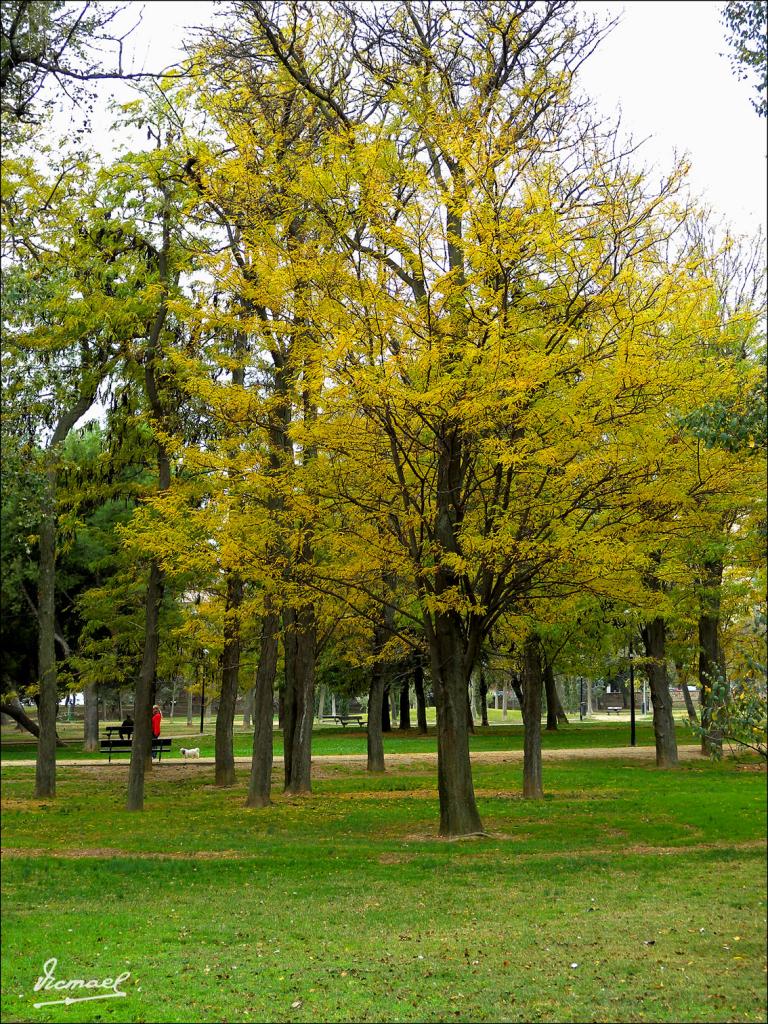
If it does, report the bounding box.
[99,736,172,763]
[322,714,367,728]
[605,699,624,714]
[105,725,133,740]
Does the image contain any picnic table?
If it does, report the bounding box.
[322,714,367,728]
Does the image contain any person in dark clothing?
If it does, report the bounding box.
[119,715,134,741]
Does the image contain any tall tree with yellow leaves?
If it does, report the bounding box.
[227,1,739,836]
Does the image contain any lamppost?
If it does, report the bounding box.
[199,649,207,735]
[623,608,640,736]
[629,638,636,747]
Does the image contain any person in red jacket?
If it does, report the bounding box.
[151,705,163,760]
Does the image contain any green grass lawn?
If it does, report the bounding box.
[0,716,677,761]
[1,753,765,1023]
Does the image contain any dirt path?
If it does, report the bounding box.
[2,837,765,861]
[1,743,707,769]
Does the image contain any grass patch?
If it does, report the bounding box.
[1,718,676,761]
[1,755,765,1023]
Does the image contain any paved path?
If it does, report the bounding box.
[0,744,706,769]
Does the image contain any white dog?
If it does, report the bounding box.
[180,747,200,759]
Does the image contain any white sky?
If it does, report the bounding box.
[578,1,766,238]
[78,0,768,239]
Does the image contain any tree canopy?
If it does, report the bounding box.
[722,0,768,116]
[2,0,765,830]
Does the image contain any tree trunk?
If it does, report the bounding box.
[0,698,64,742]
[368,598,394,771]
[246,611,279,808]
[429,611,483,837]
[367,661,386,773]
[242,686,255,729]
[544,667,557,730]
[186,690,194,727]
[466,685,475,733]
[216,334,246,778]
[586,678,593,716]
[283,609,297,784]
[381,682,391,732]
[283,605,315,795]
[215,572,242,787]
[35,466,58,799]
[83,683,99,752]
[414,654,428,734]
[389,684,398,725]
[399,676,411,730]
[543,660,568,730]
[502,684,509,719]
[641,617,678,768]
[521,639,544,798]
[676,660,698,725]
[126,221,171,812]
[32,387,96,797]
[698,558,725,756]
[2,699,39,737]
[478,669,489,728]
[426,401,483,836]
[681,680,698,723]
[126,557,165,810]
[317,684,326,722]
